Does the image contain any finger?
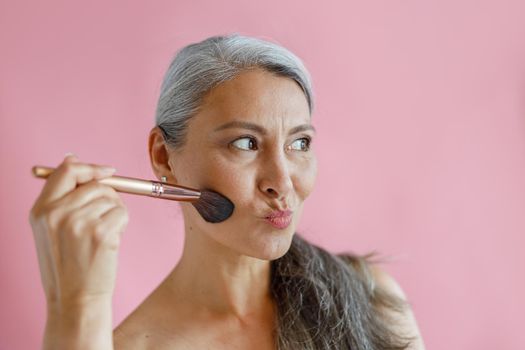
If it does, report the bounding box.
[54,180,123,213]
[93,206,129,249]
[37,156,117,206]
[58,198,121,260]
[70,197,121,223]
[64,153,80,163]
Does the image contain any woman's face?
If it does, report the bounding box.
[167,68,317,260]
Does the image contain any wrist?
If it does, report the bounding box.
[45,298,113,350]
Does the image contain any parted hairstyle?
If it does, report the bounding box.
[155,33,415,350]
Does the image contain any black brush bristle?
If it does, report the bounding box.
[192,189,235,223]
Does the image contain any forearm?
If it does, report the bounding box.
[43,299,113,350]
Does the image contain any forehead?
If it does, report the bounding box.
[192,68,311,131]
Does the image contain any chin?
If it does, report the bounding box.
[244,228,296,261]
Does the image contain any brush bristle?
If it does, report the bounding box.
[192,189,235,223]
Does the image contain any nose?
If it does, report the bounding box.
[258,151,294,201]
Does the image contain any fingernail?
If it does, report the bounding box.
[99,167,117,175]
[64,152,77,157]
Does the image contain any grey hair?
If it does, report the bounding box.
[154,33,415,349]
[155,33,314,150]
[272,235,416,350]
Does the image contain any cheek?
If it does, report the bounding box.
[294,155,317,200]
[195,155,255,207]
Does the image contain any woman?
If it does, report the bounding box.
[29,34,425,349]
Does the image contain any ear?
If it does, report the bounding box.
[148,126,178,183]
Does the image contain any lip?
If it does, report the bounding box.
[265,209,293,218]
[264,210,293,229]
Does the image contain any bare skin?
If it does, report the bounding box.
[114,68,316,349]
[116,68,425,349]
[30,67,425,349]
[29,157,126,349]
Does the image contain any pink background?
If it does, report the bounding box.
[1,1,524,349]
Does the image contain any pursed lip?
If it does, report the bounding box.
[263,209,293,229]
[265,209,293,219]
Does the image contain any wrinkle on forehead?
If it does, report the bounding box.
[195,68,311,136]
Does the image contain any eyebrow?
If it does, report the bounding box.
[213,120,316,136]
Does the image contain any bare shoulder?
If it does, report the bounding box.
[368,264,407,299]
[368,264,426,350]
[112,285,196,350]
[113,312,192,350]
[113,313,149,350]
[112,288,170,350]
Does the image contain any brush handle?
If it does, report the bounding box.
[32,165,201,202]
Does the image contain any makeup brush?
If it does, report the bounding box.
[31,166,234,223]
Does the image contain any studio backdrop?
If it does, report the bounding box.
[1,1,524,349]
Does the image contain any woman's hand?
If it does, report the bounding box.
[29,154,129,349]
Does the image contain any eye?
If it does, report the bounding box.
[230,136,258,151]
[289,137,311,151]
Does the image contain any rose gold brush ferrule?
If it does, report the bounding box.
[31,166,201,202]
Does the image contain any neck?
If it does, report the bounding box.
[164,223,275,319]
